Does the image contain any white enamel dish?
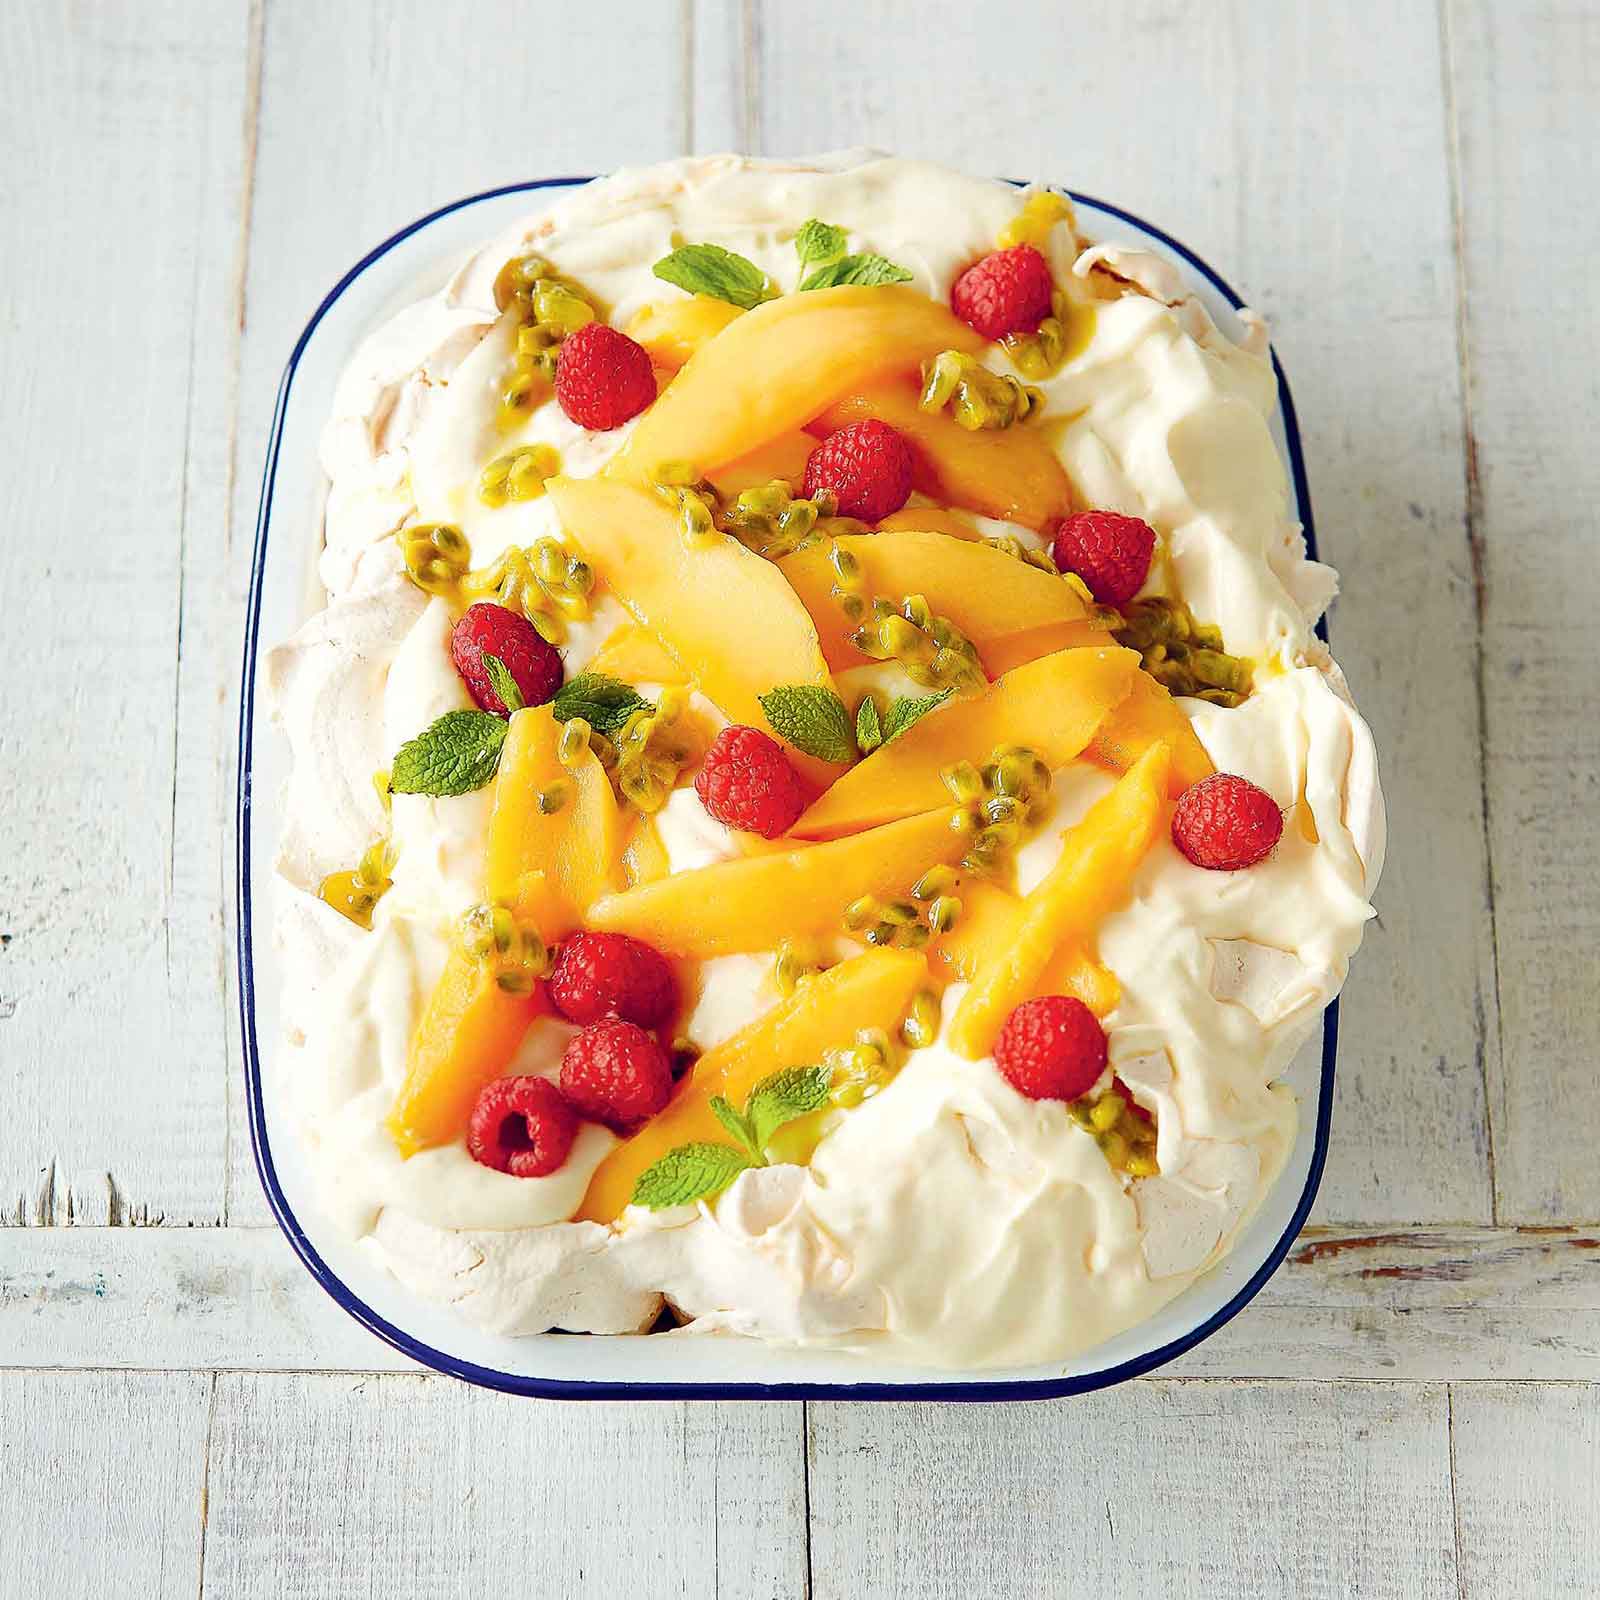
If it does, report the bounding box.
[237,176,1337,1399]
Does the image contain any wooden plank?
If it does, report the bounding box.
[3,1225,1597,1381]
[689,0,750,152]
[1452,1383,1600,1598]
[1448,2,1600,1219]
[754,0,1495,1226]
[0,1371,209,1599]
[808,1380,1458,1598]
[201,1372,806,1598]
[225,0,703,1227]
[0,0,253,1226]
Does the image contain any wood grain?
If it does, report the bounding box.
[754,0,1497,1226]
[0,0,254,1227]
[201,1372,805,1598]
[1448,0,1600,1221]
[807,1381,1458,1598]
[0,1371,209,1600]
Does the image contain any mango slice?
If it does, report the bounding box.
[1084,670,1214,796]
[981,620,1115,676]
[386,950,546,1157]
[577,948,928,1222]
[547,474,843,789]
[810,377,1075,531]
[622,816,673,887]
[707,430,818,497]
[794,645,1142,841]
[779,530,1104,675]
[876,506,983,542]
[626,295,744,371]
[586,623,691,687]
[487,707,624,935]
[949,742,1171,1059]
[605,285,984,483]
[586,805,968,958]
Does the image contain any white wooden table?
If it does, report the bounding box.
[2,2,1596,1593]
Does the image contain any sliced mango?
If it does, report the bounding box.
[876,506,983,542]
[386,950,546,1157]
[779,530,1102,674]
[794,645,1142,841]
[547,474,843,790]
[811,377,1075,531]
[949,742,1171,1059]
[626,295,744,370]
[1084,670,1214,795]
[707,430,818,497]
[981,620,1114,676]
[622,816,673,888]
[577,948,928,1222]
[586,806,968,958]
[586,623,691,687]
[486,706,624,935]
[605,285,984,483]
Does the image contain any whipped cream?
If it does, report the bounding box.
[266,153,1382,1369]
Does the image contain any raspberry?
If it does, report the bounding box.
[950,244,1055,340]
[467,1076,578,1178]
[1171,772,1284,871]
[451,602,563,715]
[548,931,677,1028]
[560,1018,675,1131]
[693,725,806,839]
[554,322,657,431]
[803,420,915,523]
[993,995,1108,1102]
[1049,510,1157,608]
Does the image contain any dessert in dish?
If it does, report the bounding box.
[266,153,1384,1370]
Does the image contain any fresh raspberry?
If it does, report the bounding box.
[1049,510,1157,608]
[1171,772,1284,871]
[559,1018,675,1131]
[451,602,563,715]
[693,725,806,839]
[803,420,915,523]
[993,995,1108,1102]
[950,244,1055,340]
[467,1076,578,1178]
[548,931,677,1029]
[554,322,657,431]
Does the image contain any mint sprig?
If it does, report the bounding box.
[759,684,856,764]
[799,253,914,292]
[653,243,771,310]
[482,653,524,714]
[854,693,883,755]
[881,688,954,744]
[390,710,509,797]
[794,218,848,273]
[551,672,653,738]
[631,1064,834,1211]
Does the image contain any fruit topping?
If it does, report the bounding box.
[694,725,806,839]
[1112,596,1253,707]
[1171,772,1284,871]
[479,443,562,507]
[1071,1078,1159,1176]
[951,244,1054,340]
[548,931,677,1028]
[993,994,1108,1102]
[1083,670,1215,795]
[560,1017,675,1131]
[919,350,1042,430]
[451,602,564,715]
[399,522,471,596]
[626,295,745,370]
[802,419,915,523]
[555,322,658,431]
[493,253,599,427]
[318,839,396,930]
[1049,510,1157,609]
[467,1075,578,1178]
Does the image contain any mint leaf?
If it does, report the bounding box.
[748,1063,833,1151]
[653,244,770,310]
[855,694,883,755]
[390,710,508,797]
[552,672,653,738]
[482,653,524,713]
[795,218,848,272]
[709,1095,761,1162]
[799,253,914,292]
[758,685,856,764]
[881,688,954,746]
[631,1142,753,1210]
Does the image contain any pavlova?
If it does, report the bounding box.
[266,153,1383,1370]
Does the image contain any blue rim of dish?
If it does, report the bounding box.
[237,175,1338,1401]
